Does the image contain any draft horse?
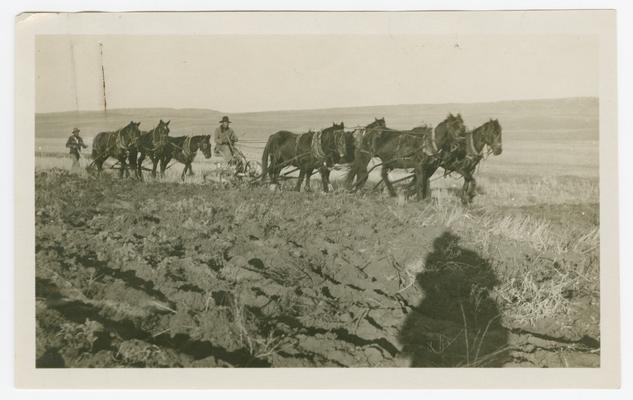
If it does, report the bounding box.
[346,114,466,200]
[424,119,503,204]
[90,121,142,178]
[159,135,213,180]
[261,122,347,192]
[134,119,171,180]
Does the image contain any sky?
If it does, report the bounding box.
[35,34,598,114]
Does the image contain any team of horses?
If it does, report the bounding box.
[90,119,212,181]
[88,114,502,203]
[261,114,502,203]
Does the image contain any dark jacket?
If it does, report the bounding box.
[66,135,87,154]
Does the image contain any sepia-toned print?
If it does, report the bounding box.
[31,15,605,371]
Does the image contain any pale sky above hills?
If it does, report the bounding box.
[36,34,598,114]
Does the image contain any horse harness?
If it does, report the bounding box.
[311,130,326,161]
[465,130,484,160]
[151,128,168,152]
[165,136,195,163]
[335,131,347,159]
[426,129,439,156]
[182,136,193,159]
[101,128,136,159]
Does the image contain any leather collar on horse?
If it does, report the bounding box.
[465,131,484,160]
[311,130,326,161]
[165,135,194,163]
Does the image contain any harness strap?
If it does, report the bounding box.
[421,128,439,156]
[353,128,366,151]
[151,128,165,151]
[466,131,482,158]
[335,131,347,158]
[182,135,192,159]
[115,129,129,151]
[311,130,326,160]
[294,133,300,155]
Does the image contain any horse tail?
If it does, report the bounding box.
[261,135,273,180]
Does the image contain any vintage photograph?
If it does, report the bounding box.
[30,12,606,371]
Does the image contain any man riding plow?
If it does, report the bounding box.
[213,115,261,179]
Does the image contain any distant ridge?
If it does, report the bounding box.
[36,97,597,117]
[35,97,598,141]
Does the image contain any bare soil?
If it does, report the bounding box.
[35,170,600,368]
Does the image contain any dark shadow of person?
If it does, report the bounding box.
[398,231,509,367]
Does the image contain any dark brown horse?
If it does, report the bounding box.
[312,124,358,191]
[134,119,171,180]
[261,122,346,192]
[424,119,502,204]
[342,118,388,188]
[346,114,466,200]
[159,135,212,181]
[90,121,142,178]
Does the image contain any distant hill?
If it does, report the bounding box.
[35,97,598,142]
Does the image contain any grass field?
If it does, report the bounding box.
[34,98,600,368]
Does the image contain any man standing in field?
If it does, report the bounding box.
[65,127,87,170]
[214,116,238,163]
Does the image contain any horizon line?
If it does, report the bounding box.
[35,95,598,116]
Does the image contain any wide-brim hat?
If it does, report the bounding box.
[72,127,80,133]
[219,116,232,124]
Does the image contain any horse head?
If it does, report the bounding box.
[367,117,386,129]
[484,119,503,155]
[122,121,142,144]
[448,113,466,136]
[332,121,345,131]
[156,119,171,137]
[199,135,213,159]
[435,113,466,146]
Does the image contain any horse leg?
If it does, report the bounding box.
[304,168,314,192]
[416,166,428,201]
[419,162,438,200]
[468,176,477,203]
[181,163,189,181]
[160,157,169,178]
[130,152,140,180]
[344,160,355,190]
[273,164,283,185]
[354,157,372,191]
[151,155,159,178]
[94,157,105,177]
[188,162,195,176]
[320,167,331,193]
[267,163,282,190]
[345,167,356,191]
[137,152,146,181]
[381,167,397,197]
[295,169,305,192]
[461,172,476,204]
[118,155,127,178]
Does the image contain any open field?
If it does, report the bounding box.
[34,98,600,367]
